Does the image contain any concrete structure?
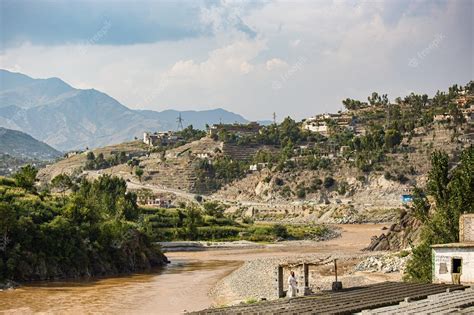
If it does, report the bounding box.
[303,112,354,137]
[143,131,181,147]
[362,287,474,314]
[432,214,474,285]
[191,282,466,315]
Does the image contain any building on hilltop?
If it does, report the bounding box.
[302,113,355,137]
[143,131,181,147]
[432,214,474,285]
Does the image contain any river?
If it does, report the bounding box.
[0,224,387,314]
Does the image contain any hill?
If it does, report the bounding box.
[0,127,61,160]
[0,69,250,151]
[37,81,473,228]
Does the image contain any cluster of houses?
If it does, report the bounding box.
[143,131,182,147]
[302,112,363,137]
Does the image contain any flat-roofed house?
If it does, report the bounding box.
[432,214,474,284]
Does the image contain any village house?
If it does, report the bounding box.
[143,131,181,147]
[432,214,474,285]
[433,114,454,123]
[302,113,354,137]
[136,193,172,208]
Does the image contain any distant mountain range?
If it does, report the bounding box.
[0,127,61,160]
[0,69,250,151]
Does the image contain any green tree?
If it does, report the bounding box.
[203,201,225,218]
[183,206,202,240]
[13,164,38,192]
[384,129,402,149]
[404,148,474,283]
[135,167,144,182]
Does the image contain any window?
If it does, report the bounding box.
[452,258,462,274]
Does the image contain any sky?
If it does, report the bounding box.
[0,0,472,121]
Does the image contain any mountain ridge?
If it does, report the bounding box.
[0,69,251,151]
[0,127,61,160]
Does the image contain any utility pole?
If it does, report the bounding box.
[177,113,184,130]
[273,112,277,125]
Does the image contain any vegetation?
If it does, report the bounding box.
[404,147,473,283]
[0,168,167,282]
[142,204,330,242]
[84,151,131,170]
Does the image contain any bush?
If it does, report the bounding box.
[194,195,203,202]
[203,201,225,218]
[337,181,348,195]
[323,176,335,188]
[275,177,284,186]
[272,224,289,238]
[296,187,306,198]
[197,226,243,240]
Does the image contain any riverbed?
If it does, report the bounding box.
[0,224,390,314]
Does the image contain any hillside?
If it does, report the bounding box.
[0,127,61,160]
[0,69,250,151]
[37,82,473,228]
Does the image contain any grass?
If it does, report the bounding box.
[244,298,258,304]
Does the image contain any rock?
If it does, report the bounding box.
[0,280,19,290]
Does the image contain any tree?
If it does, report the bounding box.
[51,174,74,204]
[203,201,225,218]
[13,165,38,192]
[0,203,16,253]
[51,174,73,194]
[404,147,474,283]
[135,167,144,182]
[183,206,202,240]
[384,129,402,149]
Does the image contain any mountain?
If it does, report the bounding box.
[0,127,62,160]
[0,70,250,151]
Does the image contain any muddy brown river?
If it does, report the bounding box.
[0,224,387,314]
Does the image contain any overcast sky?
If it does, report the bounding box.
[0,0,472,121]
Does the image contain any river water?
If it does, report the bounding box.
[0,258,241,315]
[0,224,386,314]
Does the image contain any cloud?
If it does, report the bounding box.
[0,0,472,122]
[0,0,204,48]
[266,58,288,71]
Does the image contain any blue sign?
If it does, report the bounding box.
[402,195,413,203]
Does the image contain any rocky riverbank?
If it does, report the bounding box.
[0,280,19,291]
[209,250,405,305]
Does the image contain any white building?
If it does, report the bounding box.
[432,214,474,284]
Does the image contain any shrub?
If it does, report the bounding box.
[272,224,289,238]
[296,187,306,198]
[274,177,284,186]
[194,195,203,202]
[357,175,366,183]
[323,176,335,188]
